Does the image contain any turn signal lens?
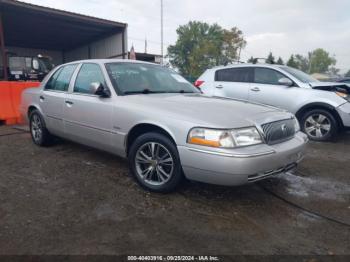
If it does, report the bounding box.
[336,91,347,98]
[335,91,350,102]
[188,128,234,148]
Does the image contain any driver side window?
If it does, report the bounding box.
[74,63,106,94]
[254,68,286,85]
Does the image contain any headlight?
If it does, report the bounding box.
[294,118,300,132]
[231,127,263,146]
[336,92,350,101]
[187,127,262,148]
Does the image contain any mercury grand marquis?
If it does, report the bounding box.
[20,60,308,192]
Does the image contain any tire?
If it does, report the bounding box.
[29,109,54,146]
[301,109,338,141]
[128,132,183,193]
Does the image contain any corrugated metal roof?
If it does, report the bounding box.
[0,0,127,27]
[0,0,127,50]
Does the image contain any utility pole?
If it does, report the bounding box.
[160,0,164,65]
[0,13,8,80]
[237,44,242,63]
[145,37,147,54]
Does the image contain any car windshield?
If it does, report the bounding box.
[105,62,200,95]
[280,66,319,83]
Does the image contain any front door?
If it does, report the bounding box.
[64,63,114,152]
[248,67,296,112]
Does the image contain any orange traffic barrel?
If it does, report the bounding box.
[0,81,40,125]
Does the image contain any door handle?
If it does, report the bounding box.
[65,101,74,105]
[39,95,45,101]
[216,85,224,89]
[251,87,260,92]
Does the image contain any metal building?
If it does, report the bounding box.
[0,0,127,80]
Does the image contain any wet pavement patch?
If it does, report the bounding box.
[0,126,349,255]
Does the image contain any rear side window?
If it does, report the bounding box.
[215,68,252,83]
[74,63,106,94]
[254,68,285,85]
[45,64,77,91]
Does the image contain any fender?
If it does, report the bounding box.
[295,102,344,127]
[125,120,178,154]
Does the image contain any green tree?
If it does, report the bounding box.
[294,54,309,72]
[220,27,247,65]
[328,67,340,76]
[247,56,255,63]
[266,52,275,64]
[276,57,284,65]
[167,21,246,78]
[345,70,350,77]
[287,55,298,68]
[308,48,336,74]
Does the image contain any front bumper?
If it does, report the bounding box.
[337,102,350,128]
[178,132,308,186]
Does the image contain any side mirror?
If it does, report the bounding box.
[32,58,40,70]
[90,82,111,98]
[278,77,293,87]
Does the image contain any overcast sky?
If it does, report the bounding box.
[23,0,350,72]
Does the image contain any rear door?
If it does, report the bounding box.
[248,67,296,112]
[40,64,77,136]
[213,67,252,101]
[64,63,114,152]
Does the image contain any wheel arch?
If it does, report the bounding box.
[125,123,177,156]
[295,102,344,128]
[28,105,38,117]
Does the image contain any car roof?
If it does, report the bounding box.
[338,77,350,82]
[62,59,159,66]
[209,63,287,71]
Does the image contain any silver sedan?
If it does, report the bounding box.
[20,60,308,192]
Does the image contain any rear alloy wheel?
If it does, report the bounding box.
[128,132,183,193]
[301,109,338,141]
[29,110,54,146]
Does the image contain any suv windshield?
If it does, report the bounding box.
[280,66,318,83]
[105,62,200,95]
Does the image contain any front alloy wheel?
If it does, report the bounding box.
[135,142,174,186]
[301,109,338,141]
[128,132,183,193]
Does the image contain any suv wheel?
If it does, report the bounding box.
[29,110,54,146]
[128,132,183,193]
[301,109,338,141]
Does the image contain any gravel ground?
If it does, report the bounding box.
[0,125,349,256]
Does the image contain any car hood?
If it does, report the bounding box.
[309,82,350,94]
[122,94,293,128]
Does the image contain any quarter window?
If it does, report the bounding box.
[45,64,77,91]
[215,68,252,83]
[45,68,62,90]
[254,68,286,85]
[74,63,106,94]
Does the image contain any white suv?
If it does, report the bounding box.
[196,64,350,141]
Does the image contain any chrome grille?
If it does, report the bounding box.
[261,119,295,145]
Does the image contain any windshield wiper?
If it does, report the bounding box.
[165,90,196,94]
[123,89,164,95]
[179,90,194,93]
